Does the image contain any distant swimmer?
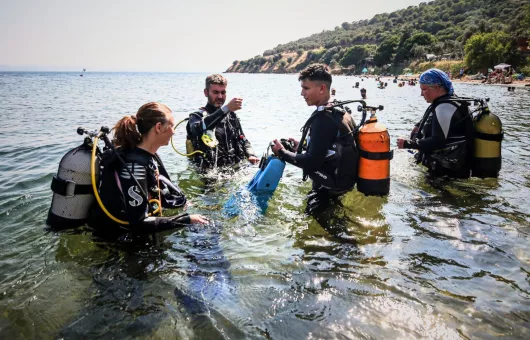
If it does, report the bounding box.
[360,88,367,99]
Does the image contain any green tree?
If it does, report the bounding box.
[464,32,519,70]
[516,4,530,37]
[340,45,370,67]
[322,46,340,64]
[374,35,399,66]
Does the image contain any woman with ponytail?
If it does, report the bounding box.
[90,102,207,233]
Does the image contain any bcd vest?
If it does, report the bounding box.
[415,95,474,174]
[186,108,246,167]
[298,107,359,192]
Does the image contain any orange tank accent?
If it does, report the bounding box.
[357,116,392,196]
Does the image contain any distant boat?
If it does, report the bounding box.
[80,68,86,77]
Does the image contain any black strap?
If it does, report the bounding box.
[475,131,503,142]
[360,149,394,160]
[51,176,93,196]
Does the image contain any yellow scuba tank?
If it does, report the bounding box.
[185,139,195,154]
[171,117,205,158]
[357,107,392,196]
[472,106,503,178]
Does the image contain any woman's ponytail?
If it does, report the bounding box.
[113,115,142,149]
[112,102,171,149]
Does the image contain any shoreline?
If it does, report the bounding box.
[394,74,530,88]
[226,71,529,89]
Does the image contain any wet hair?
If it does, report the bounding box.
[298,63,332,89]
[113,102,171,149]
[205,74,227,89]
[360,88,366,92]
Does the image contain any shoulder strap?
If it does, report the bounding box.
[297,110,324,153]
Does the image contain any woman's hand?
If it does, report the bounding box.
[189,214,209,224]
[248,156,260,164]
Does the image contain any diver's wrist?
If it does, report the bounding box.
[221,105,230,114]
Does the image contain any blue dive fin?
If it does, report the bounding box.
[247,155,285,193]
[223,155,285,217]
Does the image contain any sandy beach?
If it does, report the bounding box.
[393,74,530,88]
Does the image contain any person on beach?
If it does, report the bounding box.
[89,102,208,233]
[185,74,259,169]
[269,64,359,215]
[397,68,474,178]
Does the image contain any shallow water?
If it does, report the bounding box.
[0,72,529,339]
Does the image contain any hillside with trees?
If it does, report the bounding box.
[227,0,530,75]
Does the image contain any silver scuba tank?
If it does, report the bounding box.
[47,143,98,229]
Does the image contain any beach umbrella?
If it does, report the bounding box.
[494,63,511,69]
[362,68,368,73]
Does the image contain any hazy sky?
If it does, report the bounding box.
[1,0,426,72]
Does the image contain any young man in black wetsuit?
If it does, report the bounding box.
[270,64,358,215]
[186,74,259,169]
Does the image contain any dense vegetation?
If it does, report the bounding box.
[227,0,530,75]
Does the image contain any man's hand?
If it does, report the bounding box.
[270,139,284,156]
[248,156,260,164]
[226,98,243,112]
[288,137,300,151]
[397,138,406,149]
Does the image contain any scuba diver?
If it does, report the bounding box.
[397,68,474,178]
[270,64,359,215]
[89,102,208,233]
[185,74,259,169]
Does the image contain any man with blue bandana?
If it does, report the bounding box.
[397,68,474,178]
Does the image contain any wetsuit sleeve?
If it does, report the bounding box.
[129,213,191,234]
[187,108,228,138]
[234,115,256,158]
[278,113,338,172]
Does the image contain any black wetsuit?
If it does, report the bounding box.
[89,147,190,233]
[403,95,473,178]
[279,107,358,214]
[186,103,256,168]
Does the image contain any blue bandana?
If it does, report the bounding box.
[419,68,454,96]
